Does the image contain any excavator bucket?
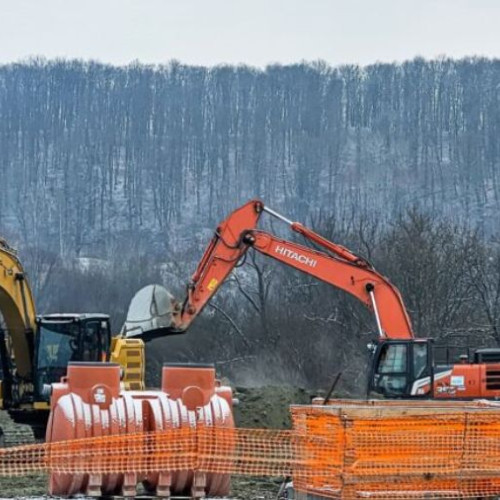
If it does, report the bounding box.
[121,284,180,340]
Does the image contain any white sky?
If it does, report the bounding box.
[0,0,499,67]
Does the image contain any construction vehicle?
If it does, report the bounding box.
[0,238,144,445]
[137,199,500,400]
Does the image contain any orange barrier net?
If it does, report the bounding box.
[3,401,500,499]
[291,402,500,499]
[0,426,295,478]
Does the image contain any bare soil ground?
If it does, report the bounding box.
[0,474,46,498]
[0,385,315,498]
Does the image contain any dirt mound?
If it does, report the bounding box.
[233,385,317,429]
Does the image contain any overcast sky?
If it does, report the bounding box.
[0,0,499,67]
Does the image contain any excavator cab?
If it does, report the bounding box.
[368,339,433,398]
[34,314,111,400]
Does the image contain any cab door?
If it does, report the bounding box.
[370,342,410,397]
[369,340,433,398]
[80,320,111,362]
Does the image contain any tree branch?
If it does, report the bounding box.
[208,302,251,347]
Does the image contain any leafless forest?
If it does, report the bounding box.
[1,58,500,392]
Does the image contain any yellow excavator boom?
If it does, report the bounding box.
[0,239,36,381]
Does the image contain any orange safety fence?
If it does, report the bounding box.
[291,402,500,499]
[3,401,500,499]
[0,427,295,478]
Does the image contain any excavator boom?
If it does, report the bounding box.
[164,199,414,339]
[0,239,36,379]
[246,230,413,338]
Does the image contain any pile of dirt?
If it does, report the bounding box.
[230,386,318,499]
[233,385,318,429]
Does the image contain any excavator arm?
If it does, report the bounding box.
[161,199,414,339]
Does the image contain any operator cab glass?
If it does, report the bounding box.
[369,339,432,398]
[34,314,111,399]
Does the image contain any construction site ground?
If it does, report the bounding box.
[0,385,314,499]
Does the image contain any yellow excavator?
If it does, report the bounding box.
[0,238,144,446]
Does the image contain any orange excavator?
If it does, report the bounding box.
[127,199,500,400]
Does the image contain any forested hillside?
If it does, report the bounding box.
[1,58,500,391]
[1,58,499,256]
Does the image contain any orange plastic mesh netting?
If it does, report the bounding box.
[291,401,500,499]
[0,426,295,478]
[2,401,500,499]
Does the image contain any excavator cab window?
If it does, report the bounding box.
[369,340,433,398]
[80,319,110,362]
[34,315,111,399]
[35,319,79,396]
[371,343,409,396]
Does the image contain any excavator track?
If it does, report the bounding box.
[0,410,36,447]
